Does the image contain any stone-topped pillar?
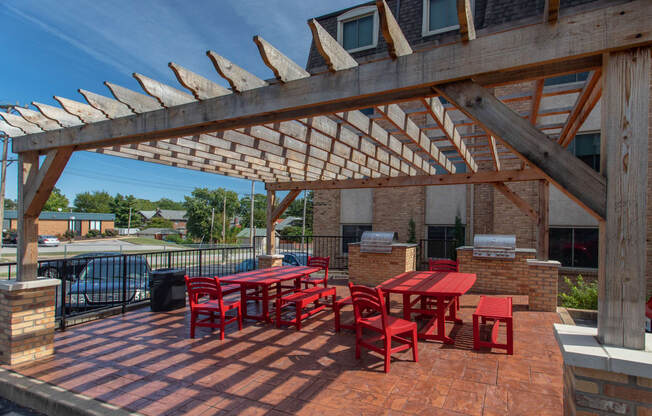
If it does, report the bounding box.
[0,279,60,365]
[257,254,284,269]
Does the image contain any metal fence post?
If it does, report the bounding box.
[198,250,203,276]
[60,259,67,330]
[167,251,172,269]
[121,254,127,314]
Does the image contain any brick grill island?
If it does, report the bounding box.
[457,246,559,312]
[347,243,417,287]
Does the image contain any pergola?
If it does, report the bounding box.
[2,0,650,350]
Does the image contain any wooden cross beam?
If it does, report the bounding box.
[456,0,476,41]
[544,0,561,23]
[376,0,413,59]
[558,70,602,148]
[270,190,301,223]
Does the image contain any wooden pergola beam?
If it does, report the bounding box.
[376,0,412,59]
[456,0,476,41]
[492,182,538,221]
[308,19,358,72]
[254,36,310,83]
[23,148,73,217]
[558,70,602,148]
[436,80,606,220]
[15,0,649,153]
[270,190,301,223]
[544,0,561,23]
[266,169,544,191]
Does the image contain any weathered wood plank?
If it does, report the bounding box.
[492,182,538,221]
[266,190,276,254]
[456,0,476,41]
[0,120,25,137]
[13,0,652,153]
[598,47,650,350]
[54,96,107,123]
[169,62,231,100]
[207,51,268,92]
[308,19,358,72]
[537,179,549,259]
[105,82,162,113]
[17,152,39,281]
[133,73,195,107]
[488,135,500,171]
[436,80,606,220]
[559,70,602,147]
[79,89,134,118]
[530,79,545,124]
[376,0,412,58]
[271,189,301,222]
[23,147,73,217]
[254,36,310,83]
[544,0,561,23]
[14,107,60,131]
[266,168,543,191]
[32,102,83,128]
[0,112,43,135]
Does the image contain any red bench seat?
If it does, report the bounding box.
[473,296,513,355]
[275,286,336,330]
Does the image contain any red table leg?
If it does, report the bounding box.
[262,285,270,322]
[402,294,411,321]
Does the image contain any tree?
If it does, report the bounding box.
[284,191,313,233]
[145,217,174,229]
[155,198,184,210]
[184,188,240,242]
[42,187,69,212]
[74,191,113,213]
[110,194,142,228]
[238,193,267,229]
[4,199,16,210]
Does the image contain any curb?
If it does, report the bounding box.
[0,367,142,416]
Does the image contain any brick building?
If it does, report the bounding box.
[309,0,613,284]
[138,209,187,232]
[3,211,115,237]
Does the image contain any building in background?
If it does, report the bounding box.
[3,211,115,237]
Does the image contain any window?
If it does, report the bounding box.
[568,133,600,172]
[549,227,598,268]
[544,72,589,86]
[337,6,379,53]
[68,219,82,236]
[342,224,372,253]
[423,0,460,36]
[89,220,102,231]
[426,225,464,259]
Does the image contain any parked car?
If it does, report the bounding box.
[38,235,60,247]
[2,231,17,245]
[280,252,308,266]
[67,256,150,310]
[38,252,120,280]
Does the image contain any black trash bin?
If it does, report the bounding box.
[149,268,186,311]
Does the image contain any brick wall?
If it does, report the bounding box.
[648,58,652,299]
[37,220,68,237]
[0,286,57,366]
[348,244,416,286]
[313,190,340,236]
[565,365,652,415]
[373,187,424,242]
[457,247,559,311]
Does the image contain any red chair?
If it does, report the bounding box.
[301,256,330,288]
[185,275,242,340]
[349,283,418,373]
[427,259,460,311]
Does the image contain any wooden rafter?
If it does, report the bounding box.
[308,19,358,72]
[134,73,195,107]
[456,0,476,41]
[168,62,231,100]
[544,0,561,23]
[376,0,412,59]
[530,79,545,124]
[488,136,500,171]
[79,89,133,118]
[54,96,107,123]
[254,36,310,83]
[23,147,73,217]
[558,70,602,148]
[14,107,60,131]
[271,190,301,222]
[207,51,268,93]
[105,81,161,113]
[492,182,538,221]
[1,112,42,135]
[32,102,82,128]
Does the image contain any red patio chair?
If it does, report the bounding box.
[349,283,418,373]
[427,259,461,311]
[301,256,330,288]
[185,275,242,340]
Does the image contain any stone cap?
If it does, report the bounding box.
[554,324,652,378]
[257,254,285,260]
[348,243,417,248]
[526,259,561,267]
[457,246,537,253]
[0,278,61,292]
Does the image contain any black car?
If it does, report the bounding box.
[38,252,120,281]
[2,231,16,245]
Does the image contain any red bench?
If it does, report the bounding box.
[275,286,336,330]
[473,296,513,355]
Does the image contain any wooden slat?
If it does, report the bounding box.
[266,168,544,191]
[308,19,358,72]
[537,180,549,259]
[376,0,412,59]
[492,182,538,221]
[207,51,268,92]
[436,80,606,220]
[0,120,25,137]
[558,70,602,147]
[133,73,195,107]
[456,0,476,41]
[17,152,39,281]
[23,147,73,217]
[422,97,477,172]
[598,47,650,350]
[169,62,231,100]
[271,189,301,222]
[14,107,60,131]
[0,112,42,135]
[530,79,545,124]
[13,0,652,153]
[544,0,561,23]
[488,136,500,171]
[105,82,162,113]
[254,36,310,83]
[32,102,83,128]
[79,89,134,118]
[54,96,107,123]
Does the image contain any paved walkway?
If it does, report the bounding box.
[8,286,563,415]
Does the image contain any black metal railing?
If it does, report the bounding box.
[254,235,349,270]
[0,245,255,329]
[416,239,459,270]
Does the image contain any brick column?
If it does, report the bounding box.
[257,254,284,269]
[0,279,60,366]
[526,259,560,312]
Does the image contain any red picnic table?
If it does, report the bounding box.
[377,271,476,344]
[221,265,320,322]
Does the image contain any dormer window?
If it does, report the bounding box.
[422,0,461,36]
[337,6,379,53]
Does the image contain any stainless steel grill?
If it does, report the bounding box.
[472,234,516,259]
[359,231,398,253]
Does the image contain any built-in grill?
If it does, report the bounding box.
[472,234,516,259]
[359,231,398,253]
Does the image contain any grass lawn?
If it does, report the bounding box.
[122,237,180,246]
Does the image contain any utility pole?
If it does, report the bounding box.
[302,190,307,245]
[222,194,226,243]
[250,181,255,247]
[127,207,132,235]
[209,207,215,245]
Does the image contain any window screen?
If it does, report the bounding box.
[428,0,458,33]
[342,14,374,50]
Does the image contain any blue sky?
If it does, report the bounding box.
[0,0,360,203]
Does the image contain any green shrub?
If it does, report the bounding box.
[103,228,118,237]
[86,229,101,238]
[63,230,75,240]
[560,275,598,310]
[164,234,183,244]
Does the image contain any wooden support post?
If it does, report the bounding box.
[598,47,650,349]
[537,180,549,260]
[17,152,39,282]
[266,190,276,255]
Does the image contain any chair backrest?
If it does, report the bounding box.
[185,275,223,309]
[428,259,459,272]
[307,256,330,283]
[348,283,388,330]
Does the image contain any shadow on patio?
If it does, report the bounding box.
[7,285,563,416]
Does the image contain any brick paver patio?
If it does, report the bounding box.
[7,285,563,415]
